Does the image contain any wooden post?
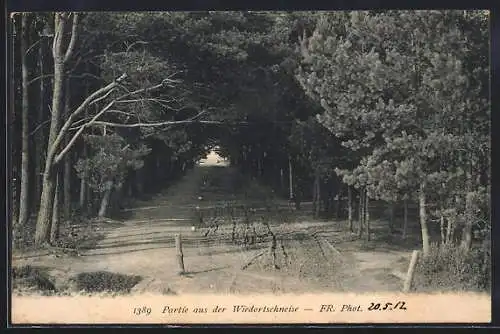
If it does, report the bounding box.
[403,250,420,293]
[175,234,185,275]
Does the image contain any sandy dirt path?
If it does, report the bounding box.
[13,165,409,294]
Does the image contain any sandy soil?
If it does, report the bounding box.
[12,164,413,295]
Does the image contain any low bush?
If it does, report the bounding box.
[74,271,142,293]
[12,265,56,292]
[413,241,490,292]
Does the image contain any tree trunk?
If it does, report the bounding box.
[348,186,353,232]
[50,171,60,244]
[313,171,320,218]
[127,179,133,197]
[111,182,123,214]
[35,13,68,246]
[461,162,475,252]
[136,168,144,196]
[63,78,71,219]
[335,186,342,219]
[316,177,321,218]
[98,180,114,218]
[155,154,162,182]
[312,179,317,216]
[440,213,446,245]
[18,13,30,229]
[79,144,88,209]
[257,157,262,177]
[280,168,284,192]
[79,62,90,211]
[388,202,395,234]
[11,15,20,229]
[63,149,71,218]
[446,214,454,244]
[35,32,46,205]
[358,189,364,238]
[35,167,56,245]
[365,192,370,241]
[418,183,430,256]
[461,191,474,251]
[288,156,293,200]
[403,199,408,240]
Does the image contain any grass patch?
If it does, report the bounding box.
[73,271,143,293]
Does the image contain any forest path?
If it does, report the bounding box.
[13,163,411,295]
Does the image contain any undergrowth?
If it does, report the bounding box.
[12,265,56,293]
[73,271,142,293]
[413,241,491,292]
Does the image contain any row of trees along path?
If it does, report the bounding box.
[11,12,489,271]
[14,160,407,294]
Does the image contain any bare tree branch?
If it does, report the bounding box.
[52,13,61,59]
[70,110,210,131]
[71,48,95,65]
[68,115,93,130]
[69,72,103,81]
[27,74,54,86]
[92,120,229,128]
[51,74,183,164]
[106,109,136,117]
[64,13,79,63]
[29,119,51,137]
[126,40,149,54]
[113,97,185,112]
[114,80,168,101]
[68,55,82,73]
[46,73,128,165]
[25,38,42,56]
[54,99,116,164]
[26,69,100,87]
[68,109,135,130]
[90,119,223,128]
[88,87,118,107]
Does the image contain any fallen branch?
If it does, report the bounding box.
[264,222,279,269]
[279,238,289,263]
[241,250,266,270]
[312,235,328,260]
[391,270,407,281]
[317,235,343,258]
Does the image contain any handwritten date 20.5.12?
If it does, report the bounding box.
[367,301,407,311]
